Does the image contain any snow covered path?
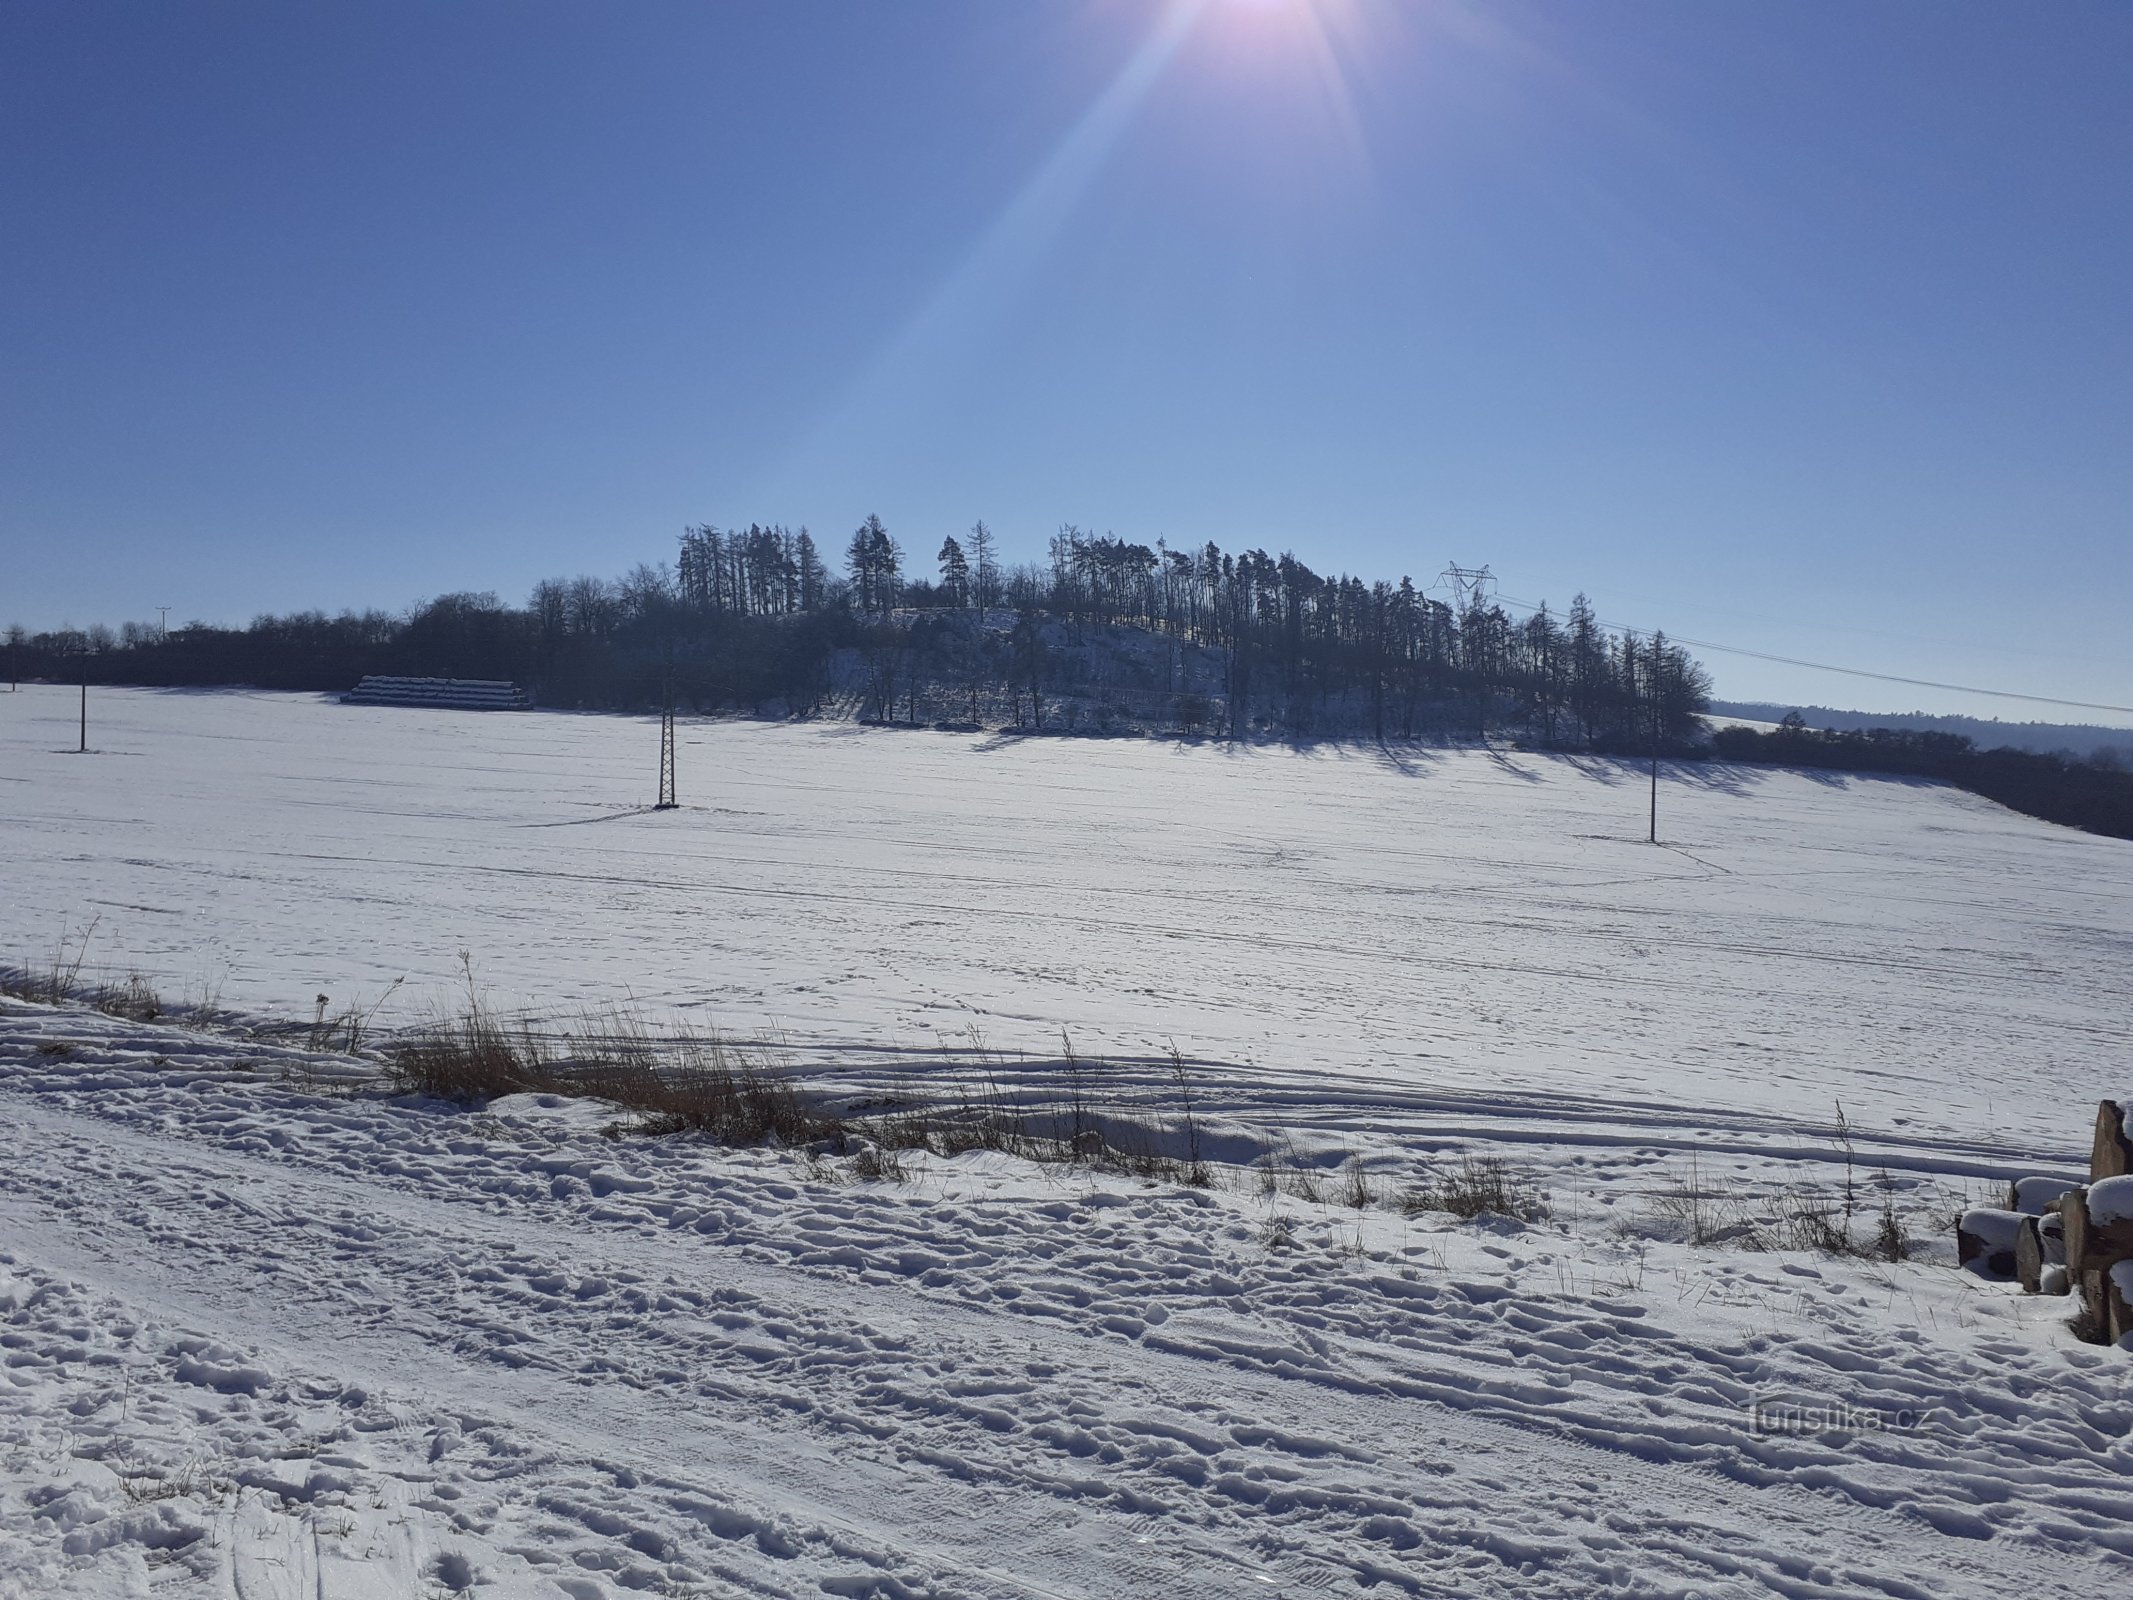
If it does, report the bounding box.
[4,1004,2129,1598]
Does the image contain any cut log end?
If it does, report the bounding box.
[2092,1100,2133,1183]
[2111,1263,2133,1347]
[2016,1216,2052,1293]
[2015,1213,2069,1294]
[1958,1208,2023,1280]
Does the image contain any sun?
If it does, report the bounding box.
[1187,0,1376,165]
[1195,0,1371,81]
[1209,0,1337,37]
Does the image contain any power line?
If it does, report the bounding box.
[1490,591,2133,719]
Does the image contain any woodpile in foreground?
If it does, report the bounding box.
[1959,1098,2133,1345]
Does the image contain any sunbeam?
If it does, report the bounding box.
[756,2,1210,502]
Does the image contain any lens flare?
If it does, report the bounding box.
[757,0,1390,502]
[1191,0,1376,173]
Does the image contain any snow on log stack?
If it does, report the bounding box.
[342,676,530,710]
[1958,1206,2024,1281]
[1966,1098,2133,1346]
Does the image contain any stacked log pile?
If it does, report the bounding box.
[1959,1098,2133,1345]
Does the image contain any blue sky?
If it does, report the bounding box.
[5,1,2128,720]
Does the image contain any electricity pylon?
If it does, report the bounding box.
[656,706,676,809]
[1439,562,1495,613]
[655,667,677,810]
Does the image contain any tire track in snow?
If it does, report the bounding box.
[2,1020,2127,1597]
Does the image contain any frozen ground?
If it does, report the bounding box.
[2,1001,2130,1600]
[2,684,2131,1597]
[2,684,2128,1153]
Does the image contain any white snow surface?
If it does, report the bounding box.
[4,685,2130,1150]
[5,685,2133,1597]
[2,1000,2130,1600]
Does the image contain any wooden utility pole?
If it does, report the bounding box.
[79,651,88,753]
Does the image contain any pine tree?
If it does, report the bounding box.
[968,520,999,611]
[847,514,901,615]
[1567,592,1604,743]
[938,536,971,608]
[794,530,827,611]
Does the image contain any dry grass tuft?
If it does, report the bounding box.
[1640,1152,1928,1261]
[561,1016,837,1146]
[1401,1152,1550,1222]
[1,916,102,1006]
[387,1006,542,1101]
[1339,1157,1375,1210]
[388,992,1226,1188]
[97,974,164,1024]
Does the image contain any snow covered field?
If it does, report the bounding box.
[3,684,2128,1148]
[3,684,2132,1597]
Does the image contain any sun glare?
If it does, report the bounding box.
[1210,0,1346,44]
[1193,0,1376,170]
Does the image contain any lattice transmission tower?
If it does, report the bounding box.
[1438,562,1496,613]
[655,668,678,810]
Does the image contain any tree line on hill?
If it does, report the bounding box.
[1709,716,2133,840]
[1709,700,2133,764]
[5,517,1711,749]
[12,515,2129,838]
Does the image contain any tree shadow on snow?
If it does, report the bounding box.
[1550,754,1633,788]
[1542,753,1773,800]
[1661,760,1765,797]
[1361,741,1445,778]
[1485,750,1546,783]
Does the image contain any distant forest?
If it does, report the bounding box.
[10,518,2131,840]
[1707,717,2133,841]
[6,520,1712,749]
[1711,700,2133,763]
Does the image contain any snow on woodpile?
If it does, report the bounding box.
[1996,1105,2133,1341]
[1957,1207,2024,1277]
[2010,1174,2078,1213]
[2088,1173,2133,1223]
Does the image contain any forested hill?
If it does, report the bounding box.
[5,523,1712,749]
[1711,700,2133,761]
[1708,719,2133,840]
[14,519,2132,837]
